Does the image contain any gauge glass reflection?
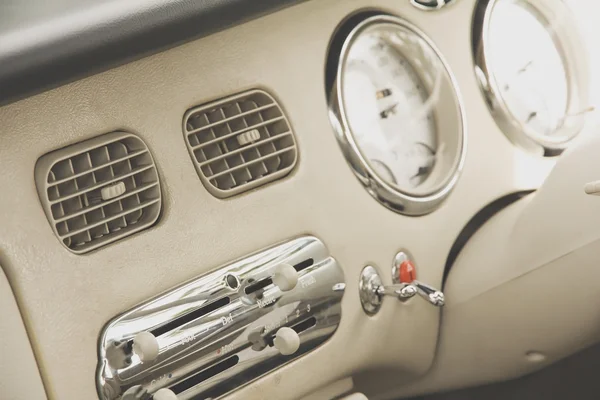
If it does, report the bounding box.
[342,30,438,192]
[487,0,569,139]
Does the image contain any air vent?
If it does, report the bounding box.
[183,90,298,198]
[35,132,162,254]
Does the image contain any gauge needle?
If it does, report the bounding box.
[380,103,398,119]
[568,105,596,117]
[526,111,537,123]
[410,142,437,183]
[503,60,534,91]
[416,141,436,155]
[518,60,533,74]
[411,166,432,181]
[555,106,596,127]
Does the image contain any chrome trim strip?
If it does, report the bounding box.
[96,236,345,399]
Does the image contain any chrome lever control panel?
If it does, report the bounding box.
[359,265,444,315]
[96,236,346,400]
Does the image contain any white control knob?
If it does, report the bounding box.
[340,394,368,400]
[133,332,159,362]
[272,263,298,292]
[153,388,177,400]
[273,327,300,355]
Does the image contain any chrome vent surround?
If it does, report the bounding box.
[183,90,298,198]
[35,132,161,254]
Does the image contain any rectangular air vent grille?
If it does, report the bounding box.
[35,132,161,254]
[183,90,298,198]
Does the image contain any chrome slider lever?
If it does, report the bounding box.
[359,265,445,315]
[375,282,418,299]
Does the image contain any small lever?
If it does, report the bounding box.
[376,280,444,306]
[411,280,445,306]
[390,252,444,306]
[376,283,418,299]
[359,265,445,315]
[248,326,269,351]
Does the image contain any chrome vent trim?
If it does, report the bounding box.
[183,89,298,198]
[35,132,162,254]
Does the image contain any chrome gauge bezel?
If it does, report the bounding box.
[410,0,455,12]
[327,14,467,216]
[472,0,590,155]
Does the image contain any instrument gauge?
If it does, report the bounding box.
[327,15,466,215]
[473,0,590,154]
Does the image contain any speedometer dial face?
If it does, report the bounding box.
[342,33,437,190]
[328,15,466,215]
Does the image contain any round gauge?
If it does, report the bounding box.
[342,36,438,191]
[473,0,589,154]
[327,15,466,216]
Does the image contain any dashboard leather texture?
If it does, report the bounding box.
[0,0,303,106]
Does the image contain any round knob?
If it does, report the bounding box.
[153,388,177,400]
[133,332,159,362]
[273,327,300,355]
[342,394,368,400]
[272,263,298,292]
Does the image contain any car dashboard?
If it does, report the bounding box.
[1,0,600,399]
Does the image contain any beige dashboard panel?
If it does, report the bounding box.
[0,267,47,399]
[379,129,600,398]
[383,200,600,398]
[0,0,560,399]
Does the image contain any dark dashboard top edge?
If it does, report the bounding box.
[0,0,304,106]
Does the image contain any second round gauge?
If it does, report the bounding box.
[473,0,589,154]
[331,15,465,215]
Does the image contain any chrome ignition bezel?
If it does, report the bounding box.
[327,14,467,216]
[359,265,384,315]
[472,0,590,155]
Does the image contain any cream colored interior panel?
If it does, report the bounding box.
[0,0,565,399]
[0,267,47,399]
[449,129,600,307]
[386,219,600,397]
[383,130,600,398]
[299,378,355,400]
[401,341,600,399]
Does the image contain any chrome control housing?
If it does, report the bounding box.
[96,236,345,400]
